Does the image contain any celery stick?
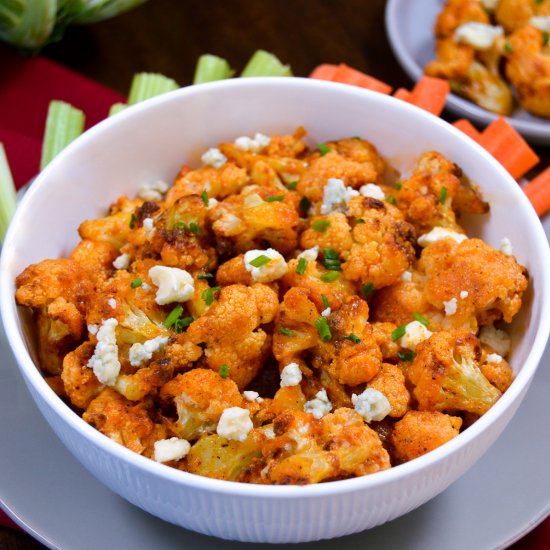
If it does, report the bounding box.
[240,50,292,77]
[40,100,85,170]
[109,102,128,116]
[0,143,17,242]
[127,73,179,105]
[193,54,234,84]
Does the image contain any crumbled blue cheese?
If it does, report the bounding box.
[234,133,270,153]
[88,324,98,336]
[244,248,288,283]
[280,362,302,387]
[460,290,469,299]
[297,245,319,262]
[87,318,120,386]
[201,147,227,169]
[359,183,385,201]
[138,179,169,202]
[486,352,503,364]
[304,389,332,419]
[352,388,391,423]
[320,178,359,215]
[206,197,218,210]
[400,320,433,350]
[500,237,513,256]
[481,0,498,11]
[128,336,169,367]
[243,390,263,403]
[401,270,412,282]
[454,22,503,50]
[443,297,458,316]
[108,298,117,309]
[417,227,467,247]
[216,407,253,442]
[154,437,191,463]
[321,307,331,317]
[530,16,550,33]
[148,266,194,305]
[112,253,130,270]
[479,325,511,356]
[143,217,155,239]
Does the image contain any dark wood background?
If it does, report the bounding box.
[0,0,547,548]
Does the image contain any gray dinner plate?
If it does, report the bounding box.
[385,0,550,145]
[1,225,550,550]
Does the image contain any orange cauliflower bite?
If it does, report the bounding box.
[367,363,410,418]
[186,284,279,389]
[433,0,489,38]
[392,410,463,463]
[160,368,243,440]
[343,196,416,289]
[408,330,501,415]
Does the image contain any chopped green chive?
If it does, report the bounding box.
[249,254,272,268]
[129,213,136,229]
[40,101,85,170]
[345,333,361,344]
[130,278,143,288]
[386,195,397,205]
[395,181,402,190]
[173,221,187,230]
[296,257,308,275]
[174,316,193,333]
[321,294,330,309]
[361,282,375,298]
[355,218,365,225]
[193,54,234,84]
[316,144,331,156]
[240,50,292,77]
[287,180,298,190]
[315,317,332,342]
[299,196,311,215]
[398,350,416,362]
[504,41,513,53]
[165,305,184,328]
[202,286,221,306]
[320,271,339,283]
[201,190,209,206]
[391,324,407,342]
[189,222,200,235]
[544,33,549,46]
[219,364,231,378]
[322,248,341,271]
[128,73,179,105]
[279,326,294,336]
[412,313,430,327]
[312,220,331,232]
[197,273,213,280]
[439,186,448,204]
[265,194,285,202]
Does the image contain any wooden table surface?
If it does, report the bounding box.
[1,1,548,548]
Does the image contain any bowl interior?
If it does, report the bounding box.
[1,77,549,488]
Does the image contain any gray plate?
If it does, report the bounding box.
[1,228,550,550]
[385,0,550,145]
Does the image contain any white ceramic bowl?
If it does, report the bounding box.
[1,78,549,544]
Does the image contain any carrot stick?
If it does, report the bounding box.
[309,64,339,81]
[523,166,550,216]
[407,76,450,116]
[332,64,393,94]
[478,117,540,180]
[393,88,412,101]
[452,119,482,143]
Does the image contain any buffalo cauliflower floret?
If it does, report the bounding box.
[408,330,501,415]
[367,363,410,418]
[391,410,463,463]
[159,368,243,440]
[186,284,279,389]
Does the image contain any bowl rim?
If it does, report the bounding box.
[2,76,550,499]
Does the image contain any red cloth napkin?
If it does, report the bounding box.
[0,44,548,549]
